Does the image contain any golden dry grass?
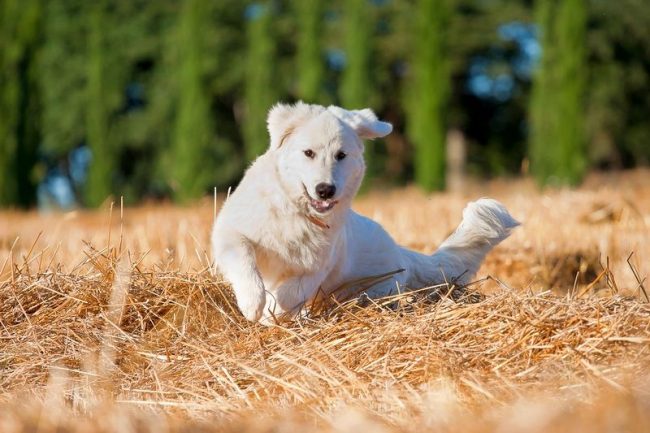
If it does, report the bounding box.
[1,170,649,432]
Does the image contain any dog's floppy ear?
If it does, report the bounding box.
[267,102,322,149]
[327,106,393,139]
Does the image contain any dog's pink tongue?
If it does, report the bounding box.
[311,199,334,212]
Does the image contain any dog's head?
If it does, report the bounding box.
[267,102,392,217]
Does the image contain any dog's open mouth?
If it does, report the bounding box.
[303,184,338,214]
[309,197,338,213]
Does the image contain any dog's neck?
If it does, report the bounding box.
[306,214,330,229]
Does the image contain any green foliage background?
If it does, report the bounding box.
[407,0,450,191]
[1,0,649,207]
[530,0,587,186]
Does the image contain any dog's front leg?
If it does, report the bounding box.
[213,234,266,322]
[261,271,326,325]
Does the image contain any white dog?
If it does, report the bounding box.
[212,102,519,323]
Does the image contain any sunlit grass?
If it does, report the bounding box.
[1,170,649,432]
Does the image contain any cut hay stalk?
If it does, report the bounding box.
[627,252,648,302]
[1,173,650,432]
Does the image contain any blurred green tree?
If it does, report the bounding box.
[0,0,41,207]
[340,0,376,176]
[243,3,277,162]
[169,0,215,202]
[295,0,324,103]
[39,0,126,204]
[529,0,587,186]
[406,0,450,191]
[585,0,650,168]
[84,1,113,206]
[39,0,90,157]
[340,0,372,110]
[1,0,649,209]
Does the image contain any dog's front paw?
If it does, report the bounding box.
[236,287,266,322]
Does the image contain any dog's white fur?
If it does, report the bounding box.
[212,102,519,323]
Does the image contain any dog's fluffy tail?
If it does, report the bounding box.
[403,198,519,287]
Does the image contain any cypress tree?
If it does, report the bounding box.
[529,0,587,186]
[295,0,324,103]
[0,0,41,207]
[85,2,112,207]
[0,0,22,206]
[340,0,375,176]
[38,0,87,160]
[407,0,449,191]
[170,0,214,202]
[243,3,277,162]
[340,0,371,109]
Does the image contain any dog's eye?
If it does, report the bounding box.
[335,151,347,161]
[303,149,315,159]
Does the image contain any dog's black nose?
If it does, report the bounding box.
[315,183,336,200]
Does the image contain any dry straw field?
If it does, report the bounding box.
[1,170,649,432]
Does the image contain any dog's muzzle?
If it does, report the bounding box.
[303,184,338,214]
